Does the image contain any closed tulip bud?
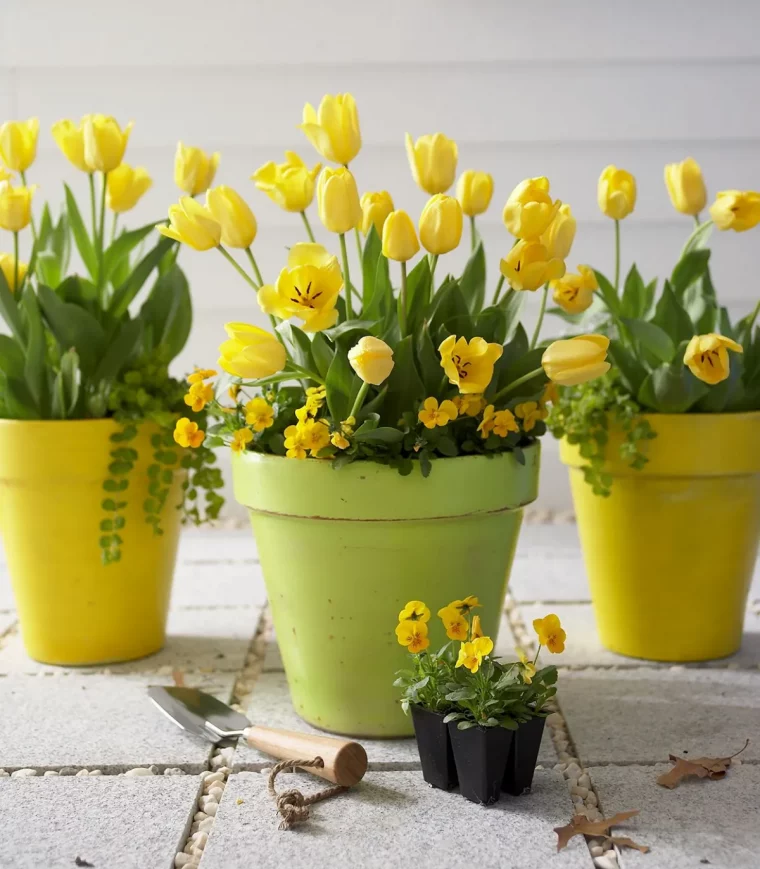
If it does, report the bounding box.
[157,197,222,251]
[251,151,321,213]
[348,336,395,385]
[551,265,597,314]
[83,115,133,173]
[598,165,636,220]
[503,177,560,239]
[317,166,361,234]
[0,118,39,173]
[542,335,611,386]
[301,93,361,165]
[709,190,760,232]
[456,170,493,217]
[206,186,257,249]
[419,194,463,255]
[51,118,90,172]
[0,181,36,232]
[0,252,28,292]
[541,203,576,260]
[406,132,458,195]
[684,333,743,385]
[382,210,420,262]
[218,322,287,380]
[174,142,220,196]
[664,157,707,217]
[500,239,565,292]
[360,191,394,236]
[106,164,152,213]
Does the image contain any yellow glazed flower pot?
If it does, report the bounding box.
[560,412,760,661]
[233,447,540,737]
[0,419,184,665]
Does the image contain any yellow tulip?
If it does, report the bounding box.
[456,170,493,217]
[317,166,361,234]
[0,118,39,173]
[218,322,287,380]
[533,613,566,654]
[0,181,36,232]
[174,142,220,196]
[259,243,342,332]
[157,197,222,251]
[360,191,394,236]
[500,239,565,292]
[106,164,152,213]
[348,336,395,385]
[83,115,133,173]
[683,333,743,385]
[251,151,321,212]
[51,118,90,172]
[0,252,28,292]
[503,177,560,239]
[551,265,598,314]
[419,194,463,255]
[300,93,361,165]
[541,335,611,386]
[405,132,458,195]
[205,186,257,249]
[0,167,10,183]
[439,335,503,394]
[598,165,636,220]
[382,210,419,262]
[709,190,760,232]
[664,157,707,216]
[541,203,576,261]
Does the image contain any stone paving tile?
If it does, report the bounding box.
[170,560,269,609]
[0,672,235,772]
[202,769,592,869]
[509,523,591,603]
[558,668,760,766]
[589,763,759,869]
[0,611,15,637]
[177,529,257,565]
[0,775,201,869]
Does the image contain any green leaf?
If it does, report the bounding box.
[277,321,315,373]
[593,270,620,314]
[361,224,382,315]
[637,359,709,412]
[323,319,376,341]
[51,348,80,419]
[695,354,745,412]
[4,376,39,419]
[620,264,647,319]
[364,250,391,322]
[108,236,175,317]
[138,265,191,360]
[64,184,97,280]
[608,339,648,395]
[652,280,694,345]
[670,249,710,298]
[682,219,714,255]
[20,290,47,414]
[0,334,25,380]
[325,346,356,422]
[353,426,404,444]
[416,325,444,395]
[381,335,425,426]
[404,256,432,335]
[103,222,160,283]
[310,332,334,380]
[37,284,107,375]
[475,305,508,344]
[621,317,676,364]
[93,318,143,384]
[460,241,486,314]
[0,266,25,343]
[499,287,524,341]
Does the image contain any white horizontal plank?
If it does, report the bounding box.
[5,0,760,66]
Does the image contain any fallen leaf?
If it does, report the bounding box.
[554,811,642,852]
[171,669,186,688]
[657,739,749,789]
[607,835,651,853]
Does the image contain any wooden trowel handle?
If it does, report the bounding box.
[243,725,368,787]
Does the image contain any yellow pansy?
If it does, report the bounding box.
[331,431,350,450]
[395,619,430,654]
[231,428,254,454]
[301,93,361,165]
[456,170,493,217]
[258,243,343,333]
[283,424,309,459]
[206,186,257,249]
[0,181,36,232]
[683,333,743,385]
[478,405,519,438]
[348,336,395,385]
[551,265,598,314]
[455,636,494,674]
[173,418,205,449]
[382,210,420,262]
[517,647,536,684]
[187,368,217,384]
[515,401,547,432]
[709,190,760,232]
[541,382,560,405]
[107,164,152,213]
[83,115,133,173]
[51,118,89,172]
[184,381,214,412]
[0,253,28,292]
[502,177,560,239]
[298,418,331,456]
[174,142,220,196]
[228,384,240,402]
[398,601,431,623]
[0,117,39,172]
[446,596,481,615]
[438,606,469,642]
[500,239,566,292]
[540,203,576,261]
[598,165,636,220]
[542,335,611,386]
[158,197,222,251]
[245,397,275,432]
[360,191,394,236]
[419,194,463,255]
[317,166,361,234]
[471,615,484,640]
[418,397,458,429]
[406,132,458,195]
[439,335,503,394]
[665,157,707,216]
[252,151,322,213]
[218,322,287,380]
[533,613,566,654]
[452,394,485,417]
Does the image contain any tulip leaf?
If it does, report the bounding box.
[608,339,648,395]
[0,268,25,343]
[4,376,39,419]
[325,347,356,423]
[64,184,98,280]
[20,289,47,414]
[681,220,714,256]
[363,249,390,322]
[37,284,107,376]
[323,319,376,341]
[719,306,735,340]
[621,317,676,364]
[637,359,708,413]
[652,280,695,345]
[460,241,486,314]
[416,324,444,395]
[381,335,425,426]
[593,270,620,314]
[354,426,405,444]
[277,322,316,374]
[139,265,191,360]
[429,278,469,337]
[492,323,529,392]
[500,287,525,342]
[103,222,162,284]
[0,334,25,380]
[51,349,81,419]
[404,256,432,335]
[491,346,546,400]
[108,236,175,318]
[93,318,143,385]
[361,225,382,314]
[621,264,647,319]
[475,305,509,345]
[670,249,710,298]
[310,332,334,380]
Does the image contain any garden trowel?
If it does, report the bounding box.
[148,686,367,787]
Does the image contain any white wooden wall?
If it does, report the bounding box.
[2,0,760,514]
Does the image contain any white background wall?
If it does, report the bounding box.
[2,0,760,516]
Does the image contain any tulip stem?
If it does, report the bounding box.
[694,215,701,228]
[429,254,439,289]
[287,361,325,385]
[245,247,265,285]
[354,227,363,263]
[19,171,37,242]
[110,212,118,244]
[613,219,620,293]
[97,172,108,288]
[13,232,19,293]
[88,173,97,244]
[339,233,353,320]
[529,285,549,351]
[348,380,370,421]
[218,245,260,291]
[300,211,316,243]
[491,367,544,403]
[493,275,505,304]
[469,216,477,251]
[399,261,409,337]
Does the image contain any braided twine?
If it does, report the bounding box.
[267,757,348,830]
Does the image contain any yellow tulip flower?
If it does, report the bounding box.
[439,335,503,394]
[301,93,361,165]
[348,336,395,385]
[541,335,611,386]
[258,242,343,333]
[438,605,469,641]
[0,117,39,173]
[83,115,133,173]
[532,613,566,654]
[173,418,205,449]
[551,265,598,314]
[106,164,152,213]
[360,190,394,236]
[683,333,743,385]
[406,132,458,195]
[664,157,707,216]
[417,397,458,429]
[51,118,90,172]
[598,165,636,220]
[317,166,361,234]
[456,170,493,217]
[503,177,560,239]
[709,190,760,232]
[419,194,463,255]
[398,601,431,623]
[540,203,576,261]
[174,142,220,196]
[158,197,222,251]
[0,181,36,232]
[218,322,287,380]
[0,252,28,292]
[395,619,430,653]
[382,210,420,262]
[500,239,565,292]
[205,186,257,249]
[251,151,321,212]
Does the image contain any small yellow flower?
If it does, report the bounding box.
[0,117,39,173]
[187,368,217,385]
[360,191,394,236]
[515,401,547,433]
[395,619,430,654]
[419,194,463,255]
[299,418,331,455]
[455,636,493,674]
[418,397,458,429]
[541,382,560,406]
[331,431,350,450]
[283,424,309,460]
[709,190,760,232]
[301,93,362,166]
[252,151,322,213]
[452,394,485,417]
[516,648,537,684]
[398,601,431,623]
[406,132,458,195]
[184,381,214,412]
[206,185,257,249]
[598,165,637,220]
[51,118,89,172]
[382,210,420,263]
[551,265,598,315]
[0,252,28,292]
[438,605,469,641]
[500,239,566,292]
[317,166,362,234]
[174,142,220,196]
[665,157,707,217]
[83,115,133,173]
[503,177,560,239]
[107,164,152,213]
[244,397,275,432]
[340,416,355,435]
[456,170,493,217]
[157,197,221,251]
[479,406,519,439]
[173,418,205,449]
[540,203,576,261]
[231,428,254,454]
[228,384,240,402]
[0,181,36,233]
[471,615,484,639]
[448,596,481,614]
[439,335,503,394]
[533,613,566,654]
[683,333,743,385]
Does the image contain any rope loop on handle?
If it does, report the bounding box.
[267,757,348,830]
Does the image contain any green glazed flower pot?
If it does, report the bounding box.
[232,447,540,737]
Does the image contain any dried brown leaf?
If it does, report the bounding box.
[606,835,651,854]
[554,811,640,852]
[657,739,750,789]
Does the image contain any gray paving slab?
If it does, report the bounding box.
[0,775,201,869]
[0,611,15,637]
[558,668,760,766]
[177,529,257,565]
[509,523,591,603]
[589,763,760,869]
[170,560,269,609]
[0,672,235,772]
[201,769,592,869]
